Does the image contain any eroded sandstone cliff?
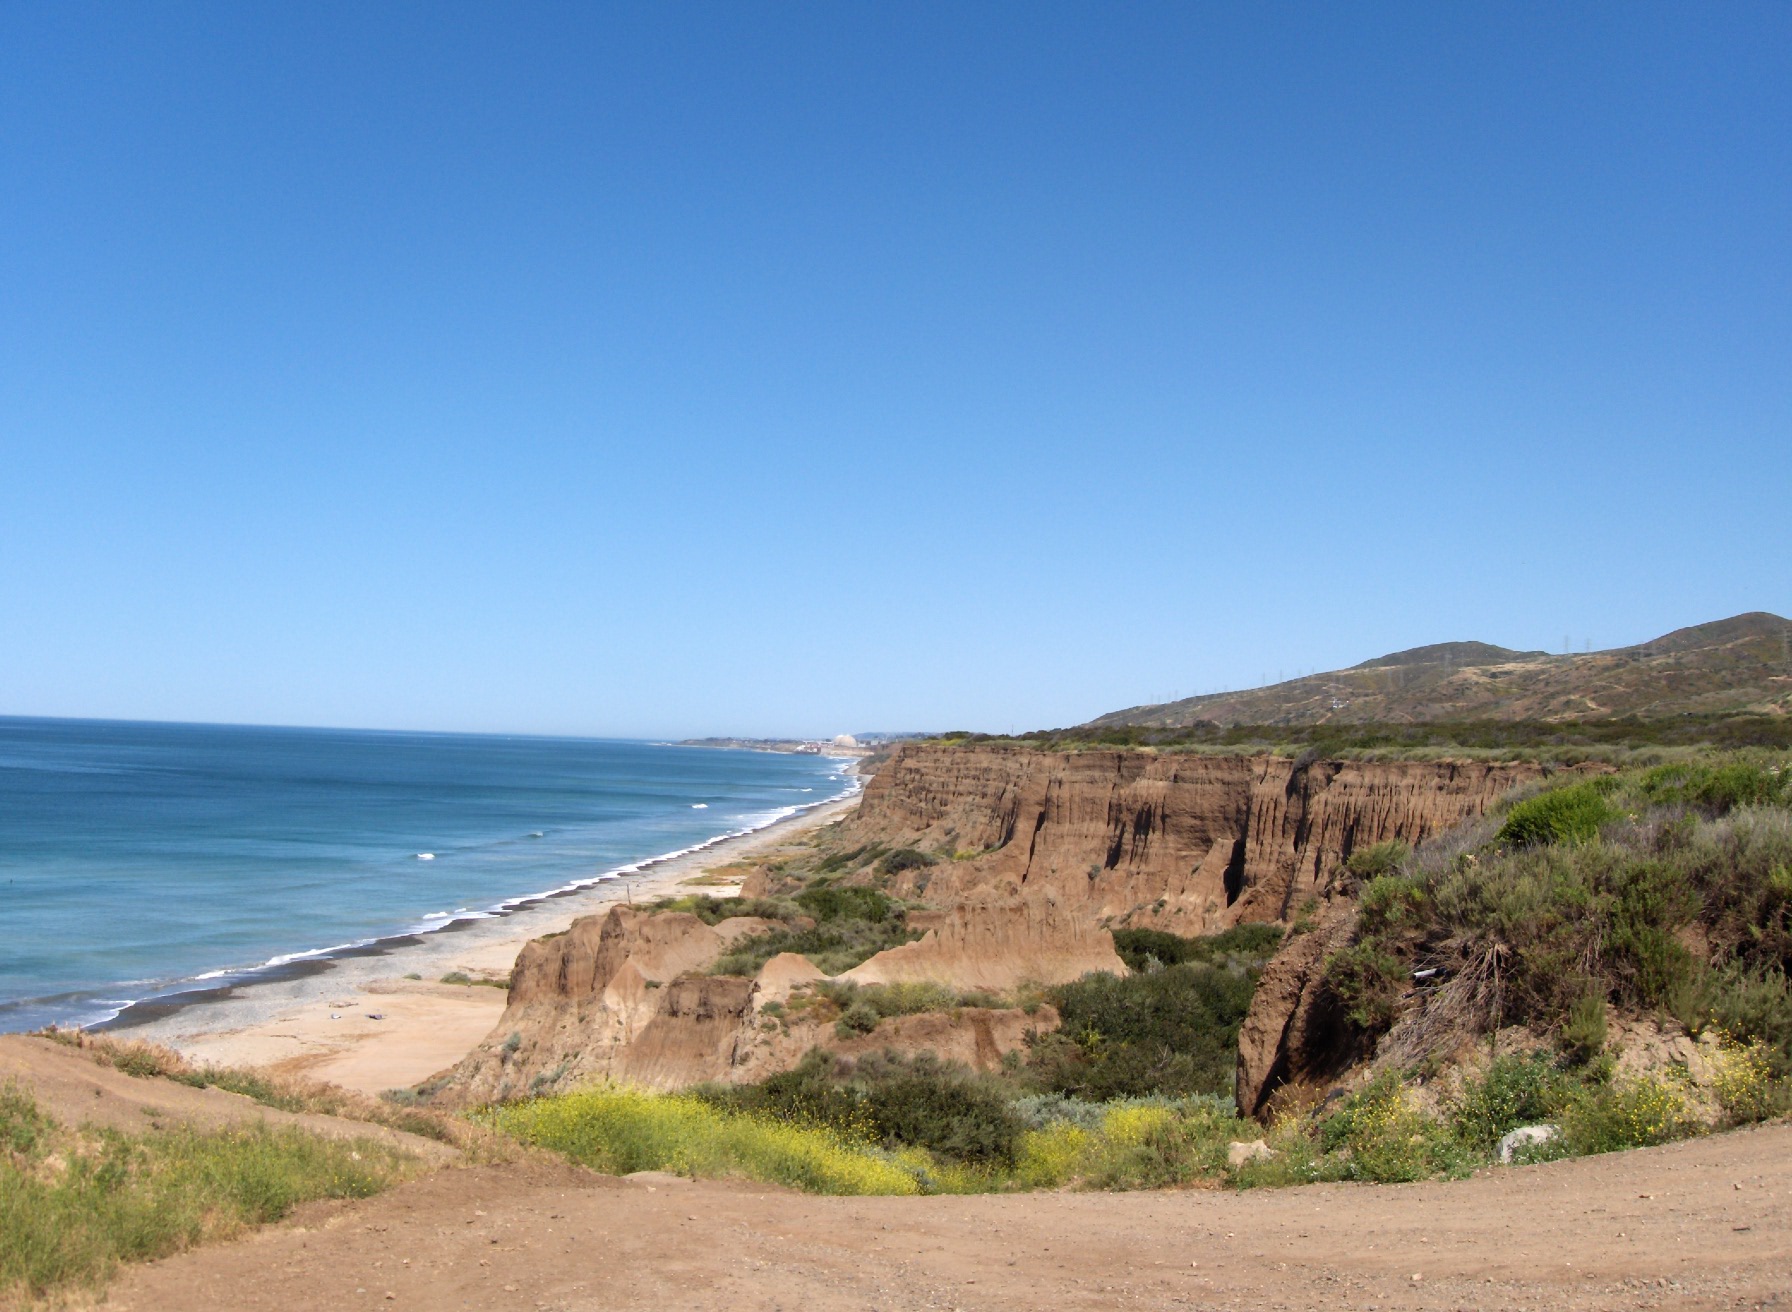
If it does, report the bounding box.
[845,743,1546,933]
[432,904,1057,1105]
[433,744,1550,1107]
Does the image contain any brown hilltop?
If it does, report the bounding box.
[1087,610,1792,728]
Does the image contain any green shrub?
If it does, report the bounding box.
[816,979,964,1022]
[1640,762,1785,815]
[856,1059,1024,1166]
[709,909,922,978]
[1110,928,1190,973]
[1110,923,1283,973]
[1450,1055,1567,1148]
[878,848,936,876]
[699,1051,1024,1167]
[1559,1073,1697,1154]
[1706,1036,1785,1124]
[1034,959,1261,1100]
[1345,840,1411,882]
[1498,779,1619,848]
[1356,873,1428,935]
[813,845,886,875]
[0,1083,49,1158]
[1322,943,1407,1033]
[1319,1072,1474,1182]
[795,884,896,924]
[1671,963,1792,1073]
[1560,992,1608,1066]
[835,1001,880,1037]
[658,894,801,925]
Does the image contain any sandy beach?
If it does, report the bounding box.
[109,790,860,1096]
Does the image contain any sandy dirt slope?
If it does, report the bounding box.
[104,1123,1791,1312]
[0,1035,455,1163]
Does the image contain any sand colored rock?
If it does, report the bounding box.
[849,744,1545,934]
[440,906,734,1104]
[507,906,723,1006]
[827,1004,1058,1071]
[755,951,827,1002]
[842,893,1126,991]
[1233,901,1360,1120]
[432,900,1061,1104]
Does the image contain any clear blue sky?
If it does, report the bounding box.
[2,4,1787,738]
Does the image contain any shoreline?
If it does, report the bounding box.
[100,789,860,1094]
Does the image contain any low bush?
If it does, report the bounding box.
[699,1050,1025,1167]
[1559,1072,1698,1155]
[1318,1071,1475,1182]
[1033,952,1264,1100]
[710,914,921,978]
[1705,1035,1785,1124]
[1674,964,1792,1071]
[1110,923,1284,973]
[1498,779,1619,848]
[484,1084,923,1194]
[1012,1097,1236,1190]
[1322,943,1407,1033]
[1345,840,1411,882]
[1319,768,1792,1062]
[794,884,896,925]
[1449,1053,1569,1148]
[813,844,887,875]
[1639,762,1786,815]
[655,894,800,925]
[877,848,936,876]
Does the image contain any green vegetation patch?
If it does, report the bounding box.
[651,894,803,925]
[1110,922,1284,973]
[1318,756,1792,1069]
[698,1050,1025,1167]
[0,1082,416,1306]
[1497,778,1619,847]
[1031,927,1282,1101]
[709,884,921,977]
[482,1083,928,1195]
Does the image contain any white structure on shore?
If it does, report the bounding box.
[831,734,859,749]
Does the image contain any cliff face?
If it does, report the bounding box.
[432,744,1548,1107]
[847,744,1545,934]
[432,905,1056,1105]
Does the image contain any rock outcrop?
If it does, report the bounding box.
[1232,902,1360,1120]
[843,892,1126,992]
[430,904,1056,1106]
[847,744,1545,934]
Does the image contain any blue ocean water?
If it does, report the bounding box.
[0,717,852,1032]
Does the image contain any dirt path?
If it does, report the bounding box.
[103,1122,1791,1311]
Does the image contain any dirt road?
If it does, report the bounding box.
[104,1123,1791,1311]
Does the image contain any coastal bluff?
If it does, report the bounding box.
[430,903,1067,1105]
[847,742,1545,933]
[425,742,1550,1107]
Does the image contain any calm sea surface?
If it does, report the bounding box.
[0,717,850,1031]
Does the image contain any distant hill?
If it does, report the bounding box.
[1086,612,1792,728]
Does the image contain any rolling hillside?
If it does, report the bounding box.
[1087,612,1792,728]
